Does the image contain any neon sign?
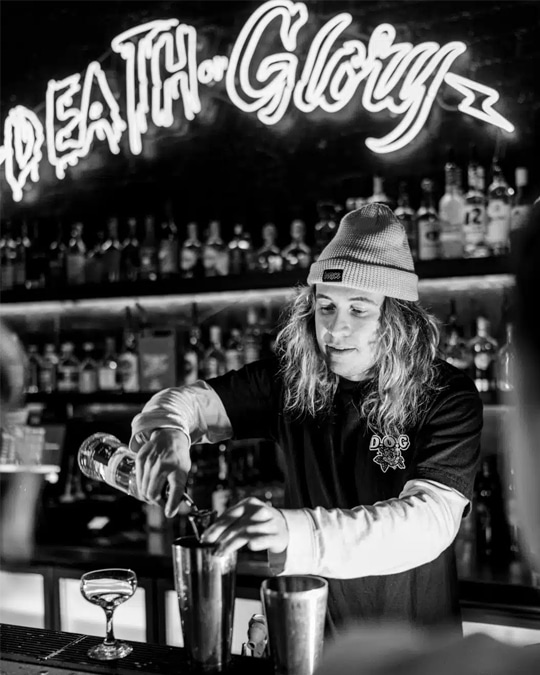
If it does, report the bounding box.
[0,0,514,202]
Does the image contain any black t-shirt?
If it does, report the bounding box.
[209,357,483,635]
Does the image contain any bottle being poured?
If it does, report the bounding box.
[78,432,216,540]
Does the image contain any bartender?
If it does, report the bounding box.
[130,204,482,635]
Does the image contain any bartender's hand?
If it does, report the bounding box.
[201,497,289,556]
[134,428,191,518]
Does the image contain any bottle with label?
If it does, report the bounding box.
[98,337,120,391]
[102,217,122,282]
[121,217,141,282]
[313,202,338,261]
[139,215,159,281]
[282,219,311,270]
[367,175,393,208]
[79,342,99,394]
[13,221,31,287]
[211,443,232,516]
[85,229,106,284]
[439,155,465,259]
[158,218,179,278]
[39,343,59,393]
[463,150,489,258]
[468,316,498,394]
[118,311,140,392]
[202,220,229,277]
[255,223,283,273]
[0,221,16,290]
[183,326,204,385]
[180,222,202,279]
[202,326,227,379]
[224,328,244,372]
[26,345,41,394]
[244,307,262,365]
[228,223,254,275]
[486,160,514,256]
[495,322,515,394]
[442,299,471,372]
[25,221,48,289]
[510,167,531,232]
[66,222,87,285]
[49,221,67,287]
[57,342,80,392]
[394,181,417,259]
[416,179,441,260]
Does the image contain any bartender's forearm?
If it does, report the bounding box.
[130,381,233,448]
[270,479,467,578]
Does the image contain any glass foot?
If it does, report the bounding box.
[87,640,133,660]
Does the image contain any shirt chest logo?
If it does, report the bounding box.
[369,434,410,473]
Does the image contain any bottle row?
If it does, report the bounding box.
[1,159,536,292]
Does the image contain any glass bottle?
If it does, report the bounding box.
[463,150,489,258]
[203,220,229,277]
[282,219,311,270]
[158,218,179,278]
[13,221,31,287]
[183,326,204,385]
[0,221,17,290]
[121,217,140,282]
[468,315,498,393]
[416,178,441,261]
[202,326,227,379]
[394,181,417,259]
[180,222,202,279]
[79,342,99,394]
[486,160,514,256]
[367,175,393,208]
[255,223,282,273]
[103,217,122,282]
[510,167,531,232]
[57,342,80,392]
[228,223,254,275]
[475,456,508,565]
[26,344,41,394]
[496,322,515,393]
[244,307,261,364]
[442,299,471,372]
[313,202,338,261]
[224,327,244,372]
[211,443,232,517]
[66,222,87,285]
[39,343,59,393]
[25,221,48,289]
[85,229,106,284]
[139,215,159,281]
[98,337,120,391]
[439,154,465,259]
[49,221,67,287]
[118,313,140,393]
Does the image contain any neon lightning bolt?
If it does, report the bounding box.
[444,72,514,133]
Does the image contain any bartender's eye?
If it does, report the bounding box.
[351,307,368,316]
[318,304,334,314]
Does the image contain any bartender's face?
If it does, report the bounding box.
[314,284,384,381]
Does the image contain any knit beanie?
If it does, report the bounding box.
[307,203,418,301]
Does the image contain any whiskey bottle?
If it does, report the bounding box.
[416,178,441,260]
[158,218,180,278]
[464,150,489,258]
[139,215,159,281]
[79,342,99,394]
[486,160,514,256]
[202,326,227,379]
[57,342,80,392]
[180,222,202,278]
[255,223,282,273]
[394,182,417,259]
[98,337,120,391]
[510,167,531,232]
[469,316,498,393]
[224,328,244,372]
[282,219,311,270]
[228,223,254,275]
[183,326,204,385]
[66,222,87,285]
[118,312,140,393]
[103,217,122,282]
[439,154,465,259]
[39,343,59,393]
[121,218,141,282]
[203,220,229,277]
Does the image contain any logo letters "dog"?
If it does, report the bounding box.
[369,434,410,472]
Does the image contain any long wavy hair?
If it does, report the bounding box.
[274,285,443,437]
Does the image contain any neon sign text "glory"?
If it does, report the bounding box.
[1,0,514,202]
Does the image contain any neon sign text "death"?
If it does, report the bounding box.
[0,0,514,202]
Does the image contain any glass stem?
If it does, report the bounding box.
[104,608,116,645]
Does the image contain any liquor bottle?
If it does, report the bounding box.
[228,223,254,275]
[39,343,59,393]
[495,322,515,393]
[103,217,122,282]
[118,310,140,392]
[282,219,311,270]
[468,315,498,393]
[66,222,87,285]
[211,443,232,516]
[98,337,120,391]
[463,150,489,258]
[85,229,106,284]
[183,326,204,385]
[57,342,80,392]
[475,456,509,565]
[49,221,67,287]
[367,175,393,208]
[244,307,261,364]
[79,342,99,394]
[158,218,179,278]
[416,178,441,260]
[255,223,283,273]
[0,221,16,290]
[442,299,471,372]
[224,327,244,372]
[202,326,227,379]
[13,221,31,287]
[26,345,41,394]
[203,220,229,277]
[313,202,338,261]
[394,181,417,259]
[180,222,202,279]
[439,154,465,259]
[510,167,531,232]
[139,215,159,281]
[25,221,48,289]
[486,160,514,256]
[121,217,141,282]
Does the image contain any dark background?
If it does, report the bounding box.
[1,0,539,237]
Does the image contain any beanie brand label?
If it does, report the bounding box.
[322,269,343,282]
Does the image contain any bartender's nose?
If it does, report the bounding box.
[326,310,351,337]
